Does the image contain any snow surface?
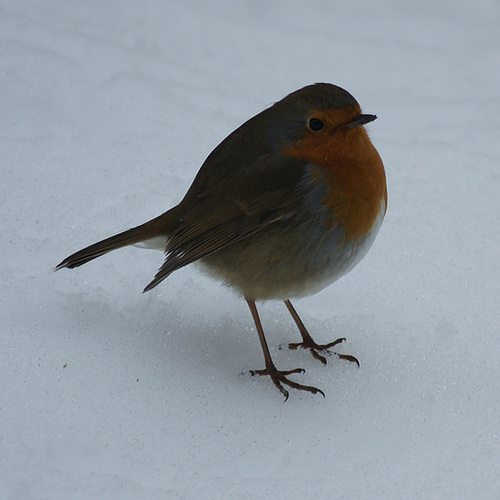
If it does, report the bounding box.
[2,1,500,498]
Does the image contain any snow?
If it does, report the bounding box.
[1,1,499,498]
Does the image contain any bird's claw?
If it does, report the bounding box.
[250,366,325,401]
[288,337,359,366]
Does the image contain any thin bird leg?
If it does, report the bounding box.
[246,299,324,400]
[284,299,360,366]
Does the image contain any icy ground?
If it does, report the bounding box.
[1,1,500,498]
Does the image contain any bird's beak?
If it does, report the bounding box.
[340,113,377,129]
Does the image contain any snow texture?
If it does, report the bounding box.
[1,1,499,498]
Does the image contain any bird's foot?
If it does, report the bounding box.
[250,365,325,401]
[288,337,360,366]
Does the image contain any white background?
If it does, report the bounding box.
[1,1,499,498]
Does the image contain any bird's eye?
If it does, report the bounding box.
[308,118,324,132]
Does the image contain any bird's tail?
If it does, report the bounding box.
[55,206,180,271]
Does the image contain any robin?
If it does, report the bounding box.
[56,83,387,400]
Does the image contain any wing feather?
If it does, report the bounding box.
[143,156,309,291]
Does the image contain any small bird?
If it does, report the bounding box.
[56,83,387,400]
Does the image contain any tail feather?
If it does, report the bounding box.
[55,208,179,271]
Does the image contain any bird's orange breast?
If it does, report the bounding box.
[282,127,387,240]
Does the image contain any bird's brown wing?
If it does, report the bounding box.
[143,155,309,291]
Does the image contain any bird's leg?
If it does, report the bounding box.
[246,299,324,400]
[285,300,359,366]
